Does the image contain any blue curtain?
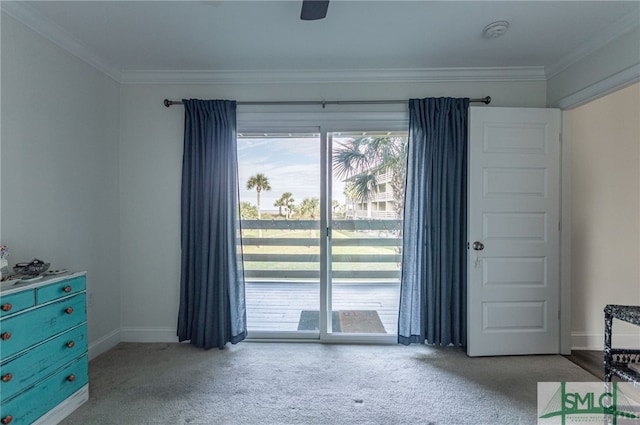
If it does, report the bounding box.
[398,97,469,346]
[177,99,247,349]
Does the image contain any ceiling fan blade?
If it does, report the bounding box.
[300,0,329,20]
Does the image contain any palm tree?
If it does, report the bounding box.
[239,202,258,237]
[283,192,295,219]
[299,197,320,239]
[246,173,271,220]
[246,173,271,240]
[287,203,297,219]
[275,192,295,218]
[240,202,258,219]
[343,184,359,218]
[299,197,320,219]
[332,136,407,219]
[274,198,285,217]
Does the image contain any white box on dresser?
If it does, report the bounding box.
[0,271,89,425]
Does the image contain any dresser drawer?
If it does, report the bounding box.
[1,355,88,425]
[0,290,35,318]
[1,324,87,401]
[37,276,86,304]
[0,294,86,359]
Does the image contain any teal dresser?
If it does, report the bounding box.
[0,272,89,425]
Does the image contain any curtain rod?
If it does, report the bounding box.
[163,96,491,108]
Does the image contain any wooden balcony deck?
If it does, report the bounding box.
[242,219,402,336]
[246,281,400,334]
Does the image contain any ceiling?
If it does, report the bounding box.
[6,1,640,81]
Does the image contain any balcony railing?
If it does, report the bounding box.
[240,219,402,282]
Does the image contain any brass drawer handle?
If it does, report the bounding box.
[66,374,76,382]
[0,332,11,341]
[1,415,13,424]
[1,303,12,312]
[65,307,74,314]
[63,286,72,293]
[66,341,75,348]
[1,373,12,382]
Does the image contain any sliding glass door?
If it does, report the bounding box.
[329,132,406,338]
[238,129,407,340]
[238,132,321,336]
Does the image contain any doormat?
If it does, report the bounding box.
[339,310,387,334]
[297,311,340,332]
[297,310,387,334]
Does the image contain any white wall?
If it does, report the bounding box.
[1,13,121,358]
[118,80,547,341]
[569,82,640,349]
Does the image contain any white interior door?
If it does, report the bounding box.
[467,107,561,356]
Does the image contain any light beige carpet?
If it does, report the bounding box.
[60,342,597,425]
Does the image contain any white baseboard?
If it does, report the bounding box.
[572,332,640,350]
[88,328,121,360]
[101,327,639,351]
[120,326,179,343]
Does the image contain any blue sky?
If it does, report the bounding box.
[237,136,347,212]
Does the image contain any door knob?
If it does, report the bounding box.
[472,241,484,251]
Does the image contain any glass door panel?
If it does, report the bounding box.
[238,129,407,339]
[237,133,321,335]
[329,131,407,336]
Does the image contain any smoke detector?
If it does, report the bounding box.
[482,21,510,38]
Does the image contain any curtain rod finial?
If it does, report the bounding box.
[164,99,172,108]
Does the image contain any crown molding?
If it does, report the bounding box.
[555,63,640,110]
[119,67,547,85]
[1,1,121,82]
[545,12,640,79]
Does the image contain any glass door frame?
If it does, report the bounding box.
[238,110,408,343]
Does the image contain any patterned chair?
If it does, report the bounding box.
[604,305,640,387]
